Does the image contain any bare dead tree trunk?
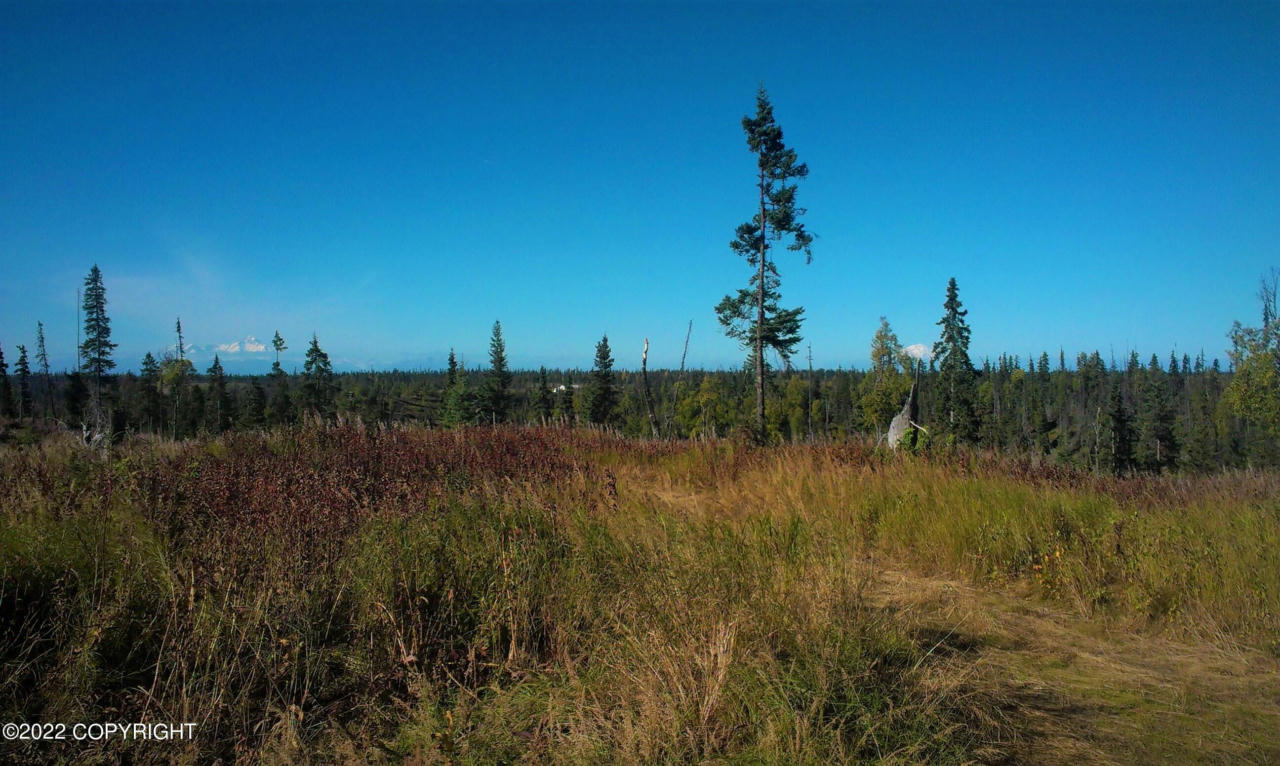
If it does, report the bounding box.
[669,320,693,436]
[641,338,660,439]
[806,344,813,443]
[681,320,692,371]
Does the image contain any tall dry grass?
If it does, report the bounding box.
[629,442,1280,645]
[2,425,1275,762]
[1,426,1009,763]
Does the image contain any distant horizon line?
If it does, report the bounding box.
[28,349,1233,379]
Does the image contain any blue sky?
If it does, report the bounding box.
[2,1,1276,373]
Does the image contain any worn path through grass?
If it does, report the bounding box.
[860,560,1280,765]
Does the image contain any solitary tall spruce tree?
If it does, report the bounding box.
[80,264,117,431]
[533,366,553,424]
[271,331,287,375]
[485,320,512,423]
[35,321,51,418]
[716,87,813,443]
[586,334,617,426]
[140,352,161,433]
[267,330,291,426]
[206,354,231,433]
[302,334,334,418]
[932,278,978,442]
[15,346,31,420]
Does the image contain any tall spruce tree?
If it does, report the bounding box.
[271,331,287,374]
[140,352,162,433]
[164,319,193,439]
[446,349,459,389]
[716,87,814,443]
[484,321,512,423]
[15,345,32,419]
[585,334,618,426]
[80,265,117,430]
[301,334,335,418]
[206,354,232,433]
[267,330,291,425]
[932,277,979,442]
[35,321,51,418]
[533,366,553,424]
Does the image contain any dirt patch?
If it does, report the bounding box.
[860,561,1280,765]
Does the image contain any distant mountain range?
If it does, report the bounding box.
[213,335,268,354]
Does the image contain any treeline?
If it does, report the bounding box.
[2,266,1278,473]
[3,340,1274,472]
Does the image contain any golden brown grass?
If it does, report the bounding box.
[621,443,1280,646]
[2,426,1277,763]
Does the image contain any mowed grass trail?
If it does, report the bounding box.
[860,566,1280,765]
[2,425,1277,763]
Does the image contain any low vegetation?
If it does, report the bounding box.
[2,425,1277,763]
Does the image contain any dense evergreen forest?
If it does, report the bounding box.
[2,264,1277,473]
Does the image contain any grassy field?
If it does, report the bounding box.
[2,425,1278,763]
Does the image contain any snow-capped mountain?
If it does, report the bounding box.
[215,335,268,354]
[903,344,932,362]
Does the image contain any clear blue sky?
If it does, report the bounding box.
[2,1,1277,373]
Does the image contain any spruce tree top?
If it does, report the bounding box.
[80,264,117,377]
[593,334,614,372]
[446,349,459,386]
[731,87,814,265]
[36,321,49,373]
[304,334,332,378]
[488,321,511,386]
[485,321,513,422]
[270,331,287,376]
[717,88,814,371]
[933,277,971,365]
[587,334,617,425]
